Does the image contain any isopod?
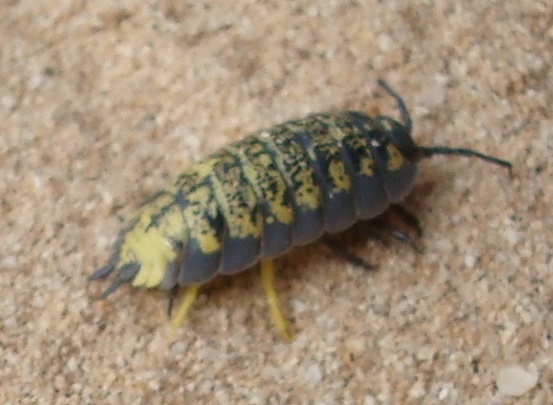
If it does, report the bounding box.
[90,80,512,340]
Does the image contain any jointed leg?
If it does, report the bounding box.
[324,205,423,272]
[171,284,200,329]
[390,204,423,236]
[260,259,291,342]
[323,238,375,271]
[389,229,424,253]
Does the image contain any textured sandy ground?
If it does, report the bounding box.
[1,1,552,404]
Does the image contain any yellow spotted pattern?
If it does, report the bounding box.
[117,191,184,288]
[99,110,415,291]
[386,144,405,171]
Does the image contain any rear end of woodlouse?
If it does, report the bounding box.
[89,79,512,340]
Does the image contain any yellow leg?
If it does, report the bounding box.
[260,259,291,342]
[171,284,200,330]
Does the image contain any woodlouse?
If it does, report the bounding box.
[89,80,512,340]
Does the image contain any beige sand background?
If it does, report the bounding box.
[1,1,552,404]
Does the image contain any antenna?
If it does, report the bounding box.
[419,146,513,177]
[376,79,513,176]
[377,79,412,134]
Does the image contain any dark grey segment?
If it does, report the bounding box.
[350,173,389,219]
[334,134,382,225]
[160,259,180,289]
[233,138,295,259]
[381,162,417,202]
[292,207,324,246]
[254,127,325,248]
[179,240,221,284]
[172,179,225,285]
[357,119,418,205]
[321,190,357,233]
[261,207,293,257]
[203,148,262,275]
[338,118,391,219]
[345,110,376,125]
[218,234,260,274]
[293,128,356,234]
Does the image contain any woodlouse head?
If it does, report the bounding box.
[377,79,512,175]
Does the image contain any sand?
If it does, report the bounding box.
[1,1,552,404]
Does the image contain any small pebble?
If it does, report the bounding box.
[496,364,538,397]
[304,364,323,386]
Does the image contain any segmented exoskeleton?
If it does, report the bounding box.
[90,80,512,340]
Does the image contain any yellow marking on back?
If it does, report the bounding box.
[181,184,221,253]
[328,125,347,141]
[306,117,351,194]
[116,194,185,289]
[386,144,405,171]
[358,156,374,177]
[229,139,294,227]
[328,158,351,192]
[256,129,322,212]
[211,174,260,238]
[293,161,321,210]
[337,124,375,178]
[193,158,218,177]
[241,161,294,225]
[209,150,262,239]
